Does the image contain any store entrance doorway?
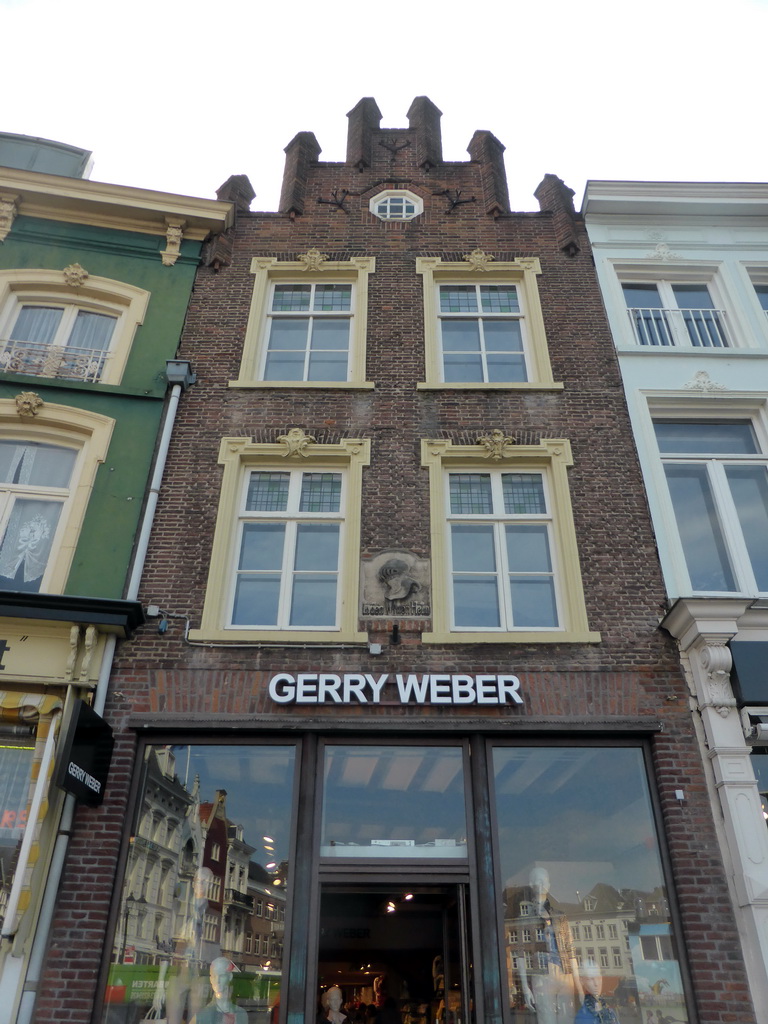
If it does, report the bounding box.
[317,884,473,1024]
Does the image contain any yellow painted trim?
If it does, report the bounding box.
[228,381,376,391]
[416,382,564,391]
[420,437,599,644]
[232,257,376,387]
[0,400,114,593]
[190,436,371,643]
[415,257,559,388]
[0,269,150,386]
[0,167,233,238]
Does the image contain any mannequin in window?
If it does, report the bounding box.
[320,986,351,1024]
[514,867,578,1024]
[573,962,619,1024]
[190,957,247,1024]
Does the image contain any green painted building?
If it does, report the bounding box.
[0,133,233,1022]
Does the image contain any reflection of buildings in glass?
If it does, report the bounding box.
[244,865,286,971]
[117,747,287,978]
[505,879,675,1013]
[221,818,256,960]
[121,747,195,965]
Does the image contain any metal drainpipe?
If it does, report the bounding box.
[15,376,188,1024]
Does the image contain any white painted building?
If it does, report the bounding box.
[583,181,768,1008]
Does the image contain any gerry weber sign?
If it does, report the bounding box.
[268,672,524,706]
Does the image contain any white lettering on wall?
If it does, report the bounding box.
[67,761,102,793]
[267,672,523,706]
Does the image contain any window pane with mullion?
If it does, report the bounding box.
[726,465,768,590]
[664,464,736,591]
[10,306,63,345]
[505,524,558,627]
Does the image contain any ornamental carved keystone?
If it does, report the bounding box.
[699,642,737,717]
[477,428,516,460]
[15,392,43,417]
[643,241,682,262]
[63,262,89,287]
[277,427,316,457]
[0,193,20,243]
[463,249,494,271]
[683,370,728,392]
[297,249,329,272]
[161,219,186,266]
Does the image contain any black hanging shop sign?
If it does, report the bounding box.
[53,699,114,806]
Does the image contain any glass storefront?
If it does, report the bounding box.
[105,744,296,1024]
[0,734,34,932]
[492,746,687,1023]
[103,739,688,1024]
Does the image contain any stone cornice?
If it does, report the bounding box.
[661,597,768,651]
[0,166,234,240]
[582,180,768,219]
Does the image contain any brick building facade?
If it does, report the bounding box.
[37,101,755,1023]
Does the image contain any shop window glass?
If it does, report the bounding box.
[493,746,688,1022]
[0,735,34,932]
[103,744,296,1023]
[321,745,467,858]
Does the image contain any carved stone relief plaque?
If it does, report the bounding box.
[361,550,431,618]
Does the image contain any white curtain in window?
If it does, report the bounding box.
[69,311,116,351]
[9,306,62,344]
[0,498,63,584]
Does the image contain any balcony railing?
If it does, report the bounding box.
[626,307,731,349]
[225,888,254,910]
[0,339,109,382]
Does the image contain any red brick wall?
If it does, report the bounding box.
[36,109,755,1023]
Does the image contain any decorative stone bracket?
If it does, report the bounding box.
[66,624,99,684]
[697,642,738,717]
[160,219,186,266]
[0,192,20,243]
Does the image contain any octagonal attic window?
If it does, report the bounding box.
[370,190,423,222]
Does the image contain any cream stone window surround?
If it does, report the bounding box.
[421,436,599,644]
[0,399,114,593]
[415,256,561,390]
[0,269,150,386]
[231,255,376,389]
[189,434,370,644]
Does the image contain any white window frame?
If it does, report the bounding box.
[259,281,355,383]
[233,256,375,389]
[609,262,750,351]
[421,437,599,644]
[0,270,149,385]
[369,189,423,222]
[444,468,561,633]
[650,406,768,597]
[416,257,561,390]
[0,401,113,593]
[436,282,529,384]
[228,467,345,630]
[0,439,78,593]
[622,278,731,349]
[0,302,118,383]
[190,434,370,644]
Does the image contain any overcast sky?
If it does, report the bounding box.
[3,0,766,213]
